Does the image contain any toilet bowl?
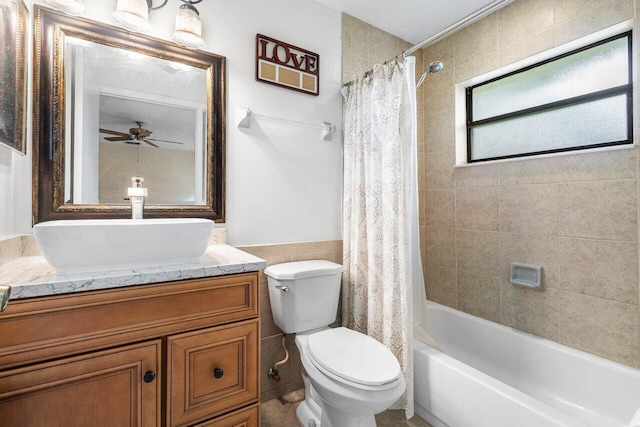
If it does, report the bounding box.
[265,260,406,427]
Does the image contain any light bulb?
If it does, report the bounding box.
[112,0,152,33]
[172,4,205,49]
[44,0,85,16]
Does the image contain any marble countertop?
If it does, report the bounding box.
[0,245,266,300]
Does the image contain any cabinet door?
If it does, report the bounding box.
[167,319,259,427]
[0,340,161,427]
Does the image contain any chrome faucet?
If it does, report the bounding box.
[127,176,148,219]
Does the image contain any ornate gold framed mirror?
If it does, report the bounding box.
[33,6,226,224]
[0,0,28,154]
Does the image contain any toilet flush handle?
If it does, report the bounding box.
[275,284,289,292]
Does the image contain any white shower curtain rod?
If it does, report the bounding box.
[342,0,514,88]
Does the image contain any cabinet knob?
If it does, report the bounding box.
[143,370,156,383]
[213,367,224,379]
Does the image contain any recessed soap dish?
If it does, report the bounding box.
[510,262,543,290]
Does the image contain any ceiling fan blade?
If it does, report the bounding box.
[144,140,159,148]
[104,136,133,142]
[146,138,184,145]
[99,128,129,137]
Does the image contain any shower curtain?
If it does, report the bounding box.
[341,56,421,419]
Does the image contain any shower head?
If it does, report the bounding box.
[416,61,444,89]
[427,61,444,74]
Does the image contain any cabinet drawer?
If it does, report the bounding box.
[167,319,259,427]
[0,340,161,427]
[0,273,258,369]
[191,404,259,427]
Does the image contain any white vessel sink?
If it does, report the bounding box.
[34,218,214,274]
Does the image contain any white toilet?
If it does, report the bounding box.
[265,260,406,427]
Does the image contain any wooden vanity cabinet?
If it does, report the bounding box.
[0,272,260,427]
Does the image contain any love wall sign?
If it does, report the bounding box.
[256,34,320,96]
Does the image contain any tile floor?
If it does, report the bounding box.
[261,390,433,427]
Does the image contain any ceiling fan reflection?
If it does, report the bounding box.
[99,121,183,148]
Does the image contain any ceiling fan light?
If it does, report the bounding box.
[112,0,152,33]
[172,4,205,49]
[44,0,85,15]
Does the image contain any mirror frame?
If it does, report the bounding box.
[0,0,28,154]
[33,6,226,224]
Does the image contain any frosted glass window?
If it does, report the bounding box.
[471,95,628,160]
[467,32,632,163]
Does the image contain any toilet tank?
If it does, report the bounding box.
[265,260,343,334]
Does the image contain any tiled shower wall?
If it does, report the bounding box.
[419,0,640,367]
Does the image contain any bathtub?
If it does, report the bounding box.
[414,301,640,427]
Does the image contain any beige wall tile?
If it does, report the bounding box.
[425,263,457,308]
[425,149,455,189]
[500,184,558,235]
[455,51,497,83]
[457,271,501,323]
[497,0,555,46]
[261,334,303,402]
[557,238,638,304]
[455,163,500,187]
[456,229,500,276]
[499,157,557,185]
[454,14,498,67]
[421,37,455,72]
[555,0,631,24]
[554,0,634,46]
[456,187,499,231]
[559,291,639,368]
[557,149,636,182]
[423,68,455,115]
[500,232,559,288]
[424,110,455,153]
[558,180,637,241]
[369,26,404,64]
[260,284,282,338]
[424,189,455,228]
[498,29,555,67]
[343,54,370,84]
[501,283,560,340]
[425,227,456,268]
[20,236,41,257]
[342,13,369,55]
[0,236,22,267]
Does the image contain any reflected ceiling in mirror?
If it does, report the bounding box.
[33,6,226,224]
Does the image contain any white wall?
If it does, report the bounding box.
[4,0,343,246]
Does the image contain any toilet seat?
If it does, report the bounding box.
[306,327,402,391]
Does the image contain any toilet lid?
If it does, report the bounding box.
[307,327,401,387]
